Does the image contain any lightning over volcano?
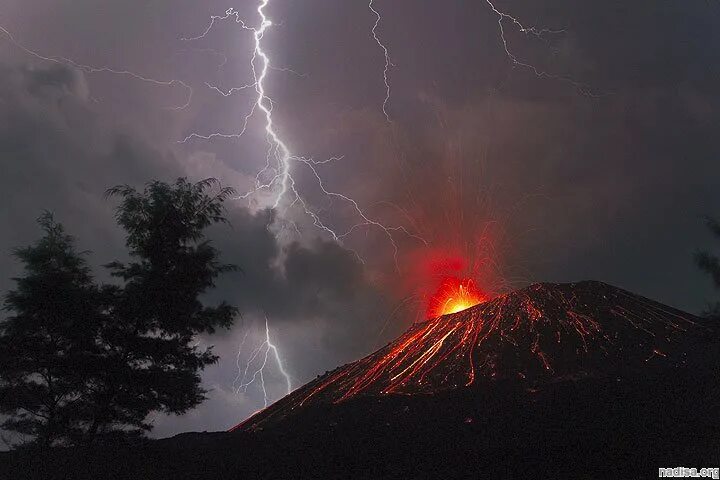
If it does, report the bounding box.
[1,3,720,476]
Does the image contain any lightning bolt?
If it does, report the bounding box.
[180,2,427,269]
[368,0,393,122]
[234,316,292,408]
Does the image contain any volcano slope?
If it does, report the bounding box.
[3,281,719,480]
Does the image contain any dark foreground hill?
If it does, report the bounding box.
[1,281,719,479]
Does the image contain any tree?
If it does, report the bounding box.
[0,213,104,449]
[695,216,720,319]
[81,178,238,444]
[0,178,238,448]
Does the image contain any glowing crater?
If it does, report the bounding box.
[428,276,488,317]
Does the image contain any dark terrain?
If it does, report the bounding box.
[2,281,719,479]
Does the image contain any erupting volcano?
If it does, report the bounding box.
[233,280,707,432]
[427,276,488,317]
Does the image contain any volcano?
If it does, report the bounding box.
[234,280,705,432]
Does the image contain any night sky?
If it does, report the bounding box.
[1,0,719,437]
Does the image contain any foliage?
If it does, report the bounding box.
[0,213,103,447]
[0,178,238,448]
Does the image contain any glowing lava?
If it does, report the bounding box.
[409,251,494,320]
[428,277,487,317]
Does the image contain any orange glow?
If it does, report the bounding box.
[427,276,487,317]
[404,250,495,320]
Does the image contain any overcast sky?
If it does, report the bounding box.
[1,0,719,437]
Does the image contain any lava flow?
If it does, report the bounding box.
[232,280,705,432]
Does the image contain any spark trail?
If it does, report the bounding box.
[234,317,292,408]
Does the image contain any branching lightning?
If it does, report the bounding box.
[180,8,253,42]
[483,0,594,95]
[234,316,292,408]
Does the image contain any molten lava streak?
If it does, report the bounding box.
[428,277,487,317]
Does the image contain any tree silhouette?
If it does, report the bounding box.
[0,178,238,448]
[695,217,720,319]
[88,178,238,443]
[0,213,105,449]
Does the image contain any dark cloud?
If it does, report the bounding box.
[218,210,366,314]
[208,207,390,357]
[0,62,183,291]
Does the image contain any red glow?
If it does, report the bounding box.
[427,276,488,317]
[405,250,495,320]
